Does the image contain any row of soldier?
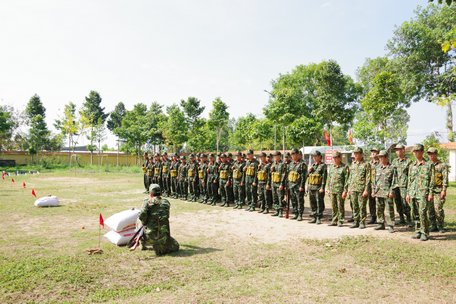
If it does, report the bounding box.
[141,143,448,241]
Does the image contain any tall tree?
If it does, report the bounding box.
[25,94,46,120]
[180,97,206,151]
[107,102,126,155]
[147,102,166,151]
[388,4,456,140]
[0,105,16,151]
[54,102,82,161]
[161,104,188,152]
[80,90,108,164]
[25,94,50,160]
[207,97,229,153]
[229,113,257,150]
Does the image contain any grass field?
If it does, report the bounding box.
[0,170,455,304]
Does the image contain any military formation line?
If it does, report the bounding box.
[141,143,448,241]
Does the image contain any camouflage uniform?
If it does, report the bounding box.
[270,155,286,217]
[146,159,154,192]
[244,152,259,211]
[187,156,199,202]
[368,157,379,223]
[407,145,433,239]
[307,153,327,223]
[373,155,395,230]
[207,157,219,205]
[139,195,179,256]
[256,156,271,213]
[347,148,371,228]
[326,158,349,225]
[198,156,208,203]
[170,158,180,198]
[232,156,246,209]
[287,150,307,221]
[392,154,413,225]
[161,156,171,197]
[152,159,162,187]
[428,158,448,231]
[142,156,150,192]
[178,158,188,200]
[219,157,231,207]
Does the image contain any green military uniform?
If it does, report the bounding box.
[142,155,150,193]
[392,144,413,226]
[287,149,307,221]
[244,150,259,211]
[146,158,154,192]
[270,152,286,217]
[256,153,271,213]
[326,152,349,226]
[372,151,395,232]
[198,154,208,203]
[219,155,231,207]
[187,155,199,202]
[161,155,171,197]
[170,157,180,198]
[153,158,162,187]
[178,157,188,200]
[428,148,449,232]
[232,154,246,209]
[139,185,179,256]
[226,153,235,205]
[207,155,219,205]
[407,144,433,240]
[347,147,371,228]
[368,154,379,224]
[307,150,327,223]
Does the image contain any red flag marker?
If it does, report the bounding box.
[11,178,15,183]
[99,213,104,229]
[32,188,37,198]
[323,129,331,146]
[22,181,26,188]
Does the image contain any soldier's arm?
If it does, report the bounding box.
[300,164,307,190]
[364,162,371,192]
[344,166,350,193]
[428,163,435,195]
[138,204,149,225]
[322,164,327,191]
[281,164,287,187]
[443,163,449,191]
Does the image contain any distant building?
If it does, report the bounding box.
[440,143,456,182]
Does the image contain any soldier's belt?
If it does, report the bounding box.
[170,170,177,177]
[246,167,255,176]
[147,169,153,177]
[198,170,204,179]
[188,169,194,177]
[162,167,168,174]
[288,171,300,183]
[233,169,242,180]
[257,171,267,181]
[434,173,443,187]
[272,172,281,183]
[154,168,160,175]
[142,167,147,173]
[220,170,228,179]
[308,174,322,185]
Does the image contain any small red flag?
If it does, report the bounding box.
[323,130,331,146]
[22,181,26,188]
[31,188,37,198]
[348,129,353,145]
[11,178,15,183]
[99,213,104,229]
[1,174,4,180]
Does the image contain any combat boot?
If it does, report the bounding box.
[233,205,239,209]
[347,218,354,223]
[221,202,226,207]
[271,210,279,217]
[430,225,439,232]
[359,223,366,229]
[291,212,298,220]
[249,207,256,212]
[245,206,251,211]
[388,226,395,233]
[297,214,303,221]
[411,232,421,239]
[258,208,265,213]
[367,216,377,225]
[420,233,428,241]
[263,208,269,214]
[308,217,316,224]
[374,224,385,230]
[316,218,321,225]
[350,223,359,228]
[278,210,283,218]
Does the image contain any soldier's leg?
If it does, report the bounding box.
[143,174,149,192]
[212,182,219,205]
[418,196,430,239]
[375,197,385,229]
[360,194,367,227]
[330,193,338,225]
[239,184,245,207]
[258,185,266,212]
[348,196,354,222]
[428,195,438,231]
[271,186,280,216]
[350,192,360,227]
[385,197,395,231]
[297,190,305,221]
[266,189,273,213]
[410,198,420,234]
[233,184,239,208]
[252,185,258,209]
[309,190,317,223]
[400,188,412,226]
[338,194,345,225]
[220,181,227,206]
[317,191,325,221]
[290,188,298,220]
[393,188,405,223]
[368,194,377,224]
[436,195,445,231]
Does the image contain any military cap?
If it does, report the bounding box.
[149,184,161,196]
[311,150,322,156]
[154,152,160,157]
[242,153,246,158]
[291,148,300,154]
[237,151,243,156]
[180,155,186,160]
[412,144,424,151]
[285,152,291,157]
[378,150,388,157]
[144,152,148,155]
[163,152,168,156]
[227,152,233,158]
[332,150,342,158]
[395,144,405,150]
[201,153,208,158]
[189,153,195,158]
[268,153,273,158]
[353,147,363,153]
[247,149,254,155]
[370,147,380,152]
[427,147,438,154]
[209,153,215,158]
[220,153,227,158]
[260,152,267,157]
[273,151,281,156]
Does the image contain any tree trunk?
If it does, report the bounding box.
[447,101,454,142]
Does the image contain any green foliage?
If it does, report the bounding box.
[423,132,449,162]
[0,105,16,151]
[161,104,188,152]
[229,113,258,150]
[107,102,126,135]
[208,97,229,152]
[25,94,46,120]
[28,114,50,155]
[116,103,152,156]
[429,0,454,5]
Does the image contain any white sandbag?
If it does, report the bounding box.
[104,209,140,232]
[104,229,136,246]
[34,195,60,207]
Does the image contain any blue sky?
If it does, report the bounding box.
[0,0,447,146]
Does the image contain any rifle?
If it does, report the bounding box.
[285,187,290,219]
[128,226,144,251]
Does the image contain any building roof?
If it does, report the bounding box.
[440,142,456,150]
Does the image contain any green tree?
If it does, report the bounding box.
[423,131,449,162]
[207,97,229,153]
[25,94,46,120]
[161,104,188,153]
[25,94,50,160]
[180,97,206,151]
[252,118,273,150]
[147,102,166,151]
[0,105,16,151]
[388,4,456,141]
[107,102,127,155]
[229,113,257,150]
[429,0,454,5]
[80,90,108,164]
[54,102,82,162]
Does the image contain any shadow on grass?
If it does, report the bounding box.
[170,244,223,257]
